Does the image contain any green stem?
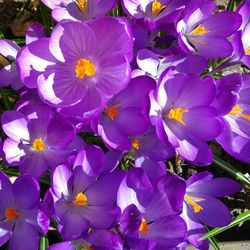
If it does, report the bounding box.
[213,155,250,188]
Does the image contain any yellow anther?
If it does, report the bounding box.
[75,0,88,13]
[73,192,88,206]
[168,108,188,125]
[131,138,140,150]
[75,58,96,79]
[184,195,204,213]
[152,0,167,16]
[245,46,250,55]
[139,218,149,234]
[191,24,208,35]
[105,104,121,120]
[5,208,20,221]
[229,104,250,120]
[32,138,45,151]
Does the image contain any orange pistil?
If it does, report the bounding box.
[75,58,96,79]
[191,24,208,35]
[152,0,167,16]
[229,104,250,120]
[5,208,20,221]
[75,0,88,13]
[184,195,204,213]
[139,218,149,234]
[168,108,188,125]
[245,46,250,55]
[105,104,121,120]
[73,192,88,206]
[32,138,45,151]
[131,138,140,150]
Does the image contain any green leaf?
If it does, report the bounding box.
[39,235,49,250]
[227,0,235,10]
[209,236,220,250]
[213,155,250,188]
[200,210,250,240]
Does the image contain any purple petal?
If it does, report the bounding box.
[47,242,74,250]
[52,164,72,198]
[19,154,49,179]
[16,38,55,88]
[73,145,105,177]
[148,216,187,249]
[86,171,126,205]
[1,111,30,142]
[13,176,40,209]
[25,22,46,45]
[0,39,20,59]
[83,205,120,229]
[3,138,25,165]
[60,211,89,240]
[186,171,213,187]
[188,177,242,197]
[9,221,39,250]
[0,64,22,90]
[186,194,232,227]
[88,17,133,61]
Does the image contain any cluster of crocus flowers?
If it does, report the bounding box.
[0,0,249,249]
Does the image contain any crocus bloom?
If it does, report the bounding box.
[0,39,22,90]
[177,0,242,58]
[118,168,186,249]
[135,48,207,79]
[182,171,242,249]
[91,76,154,151]
[216,73,250,162]
[42,0,117,22]
[47,230,123,250]
[121,0,186,29]
[149,69,221,165]
[229,0,250,68]
[50,146,125,240]
[17,17,133,121]
[2,106,76,178]
[0,172,49,250]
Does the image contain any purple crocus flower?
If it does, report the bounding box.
[135,48,207,79]
[130,126,174,161]
[149,69,221,165]
[91,76,154,151]
[42,0,117,22]
[117,168,187,249]
[0,39,22,90]
[17,17,133,121]
[227,0,250,68]
[47,230,123,250]
[177,0,242,58]
[50,145,125,240]
[182,171,242,249]
[216,73,250,163]
[2,105,76,178]
[0,172,49,250]
[121,0,186,29]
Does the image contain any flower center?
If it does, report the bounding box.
[75,58,96,79]
[191,24,208,35]
[245,46,250,55]
[32,138,45,151]
[5,208,20,221]
[105,104,121,120]
[152,0,167,16]
[168,108,188,125]
[131,138,140,150]
[75,0,88,13]
[229,104,250,120]
[139,218,149,234]
[74,192,88,206]
[184,195,204,213]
